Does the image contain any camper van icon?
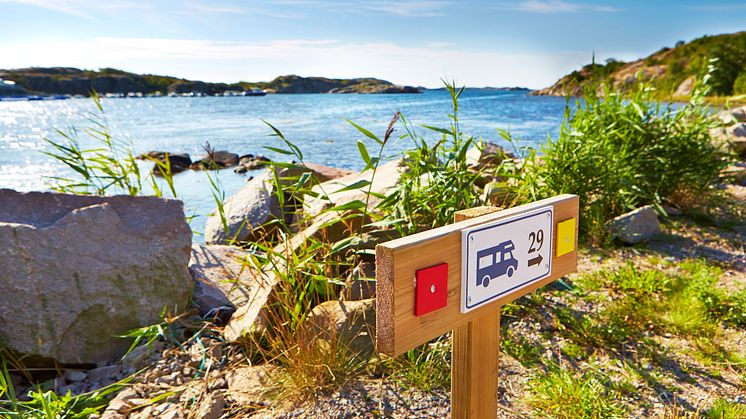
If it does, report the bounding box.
[476,240,519,288]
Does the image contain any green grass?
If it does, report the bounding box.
[525,367,627,418]
[704,398,746,419]
[387,337,451,392]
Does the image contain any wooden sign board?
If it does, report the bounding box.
[375,194,579,418]
[375,194,579,356]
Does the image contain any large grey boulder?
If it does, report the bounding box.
[0,189,192,364]
[606,205,661,244]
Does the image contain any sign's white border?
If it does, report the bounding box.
[460,207,554,313]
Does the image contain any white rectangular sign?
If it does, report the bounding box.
[461,207,553,313]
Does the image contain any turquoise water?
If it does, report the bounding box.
[0,89,568,236]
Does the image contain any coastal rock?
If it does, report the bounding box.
[203,170,286,244]
[234,155,271,173]
[139,152,192,175]
[728,123,746,157]
[674,76,696,97]
[191,151,240,170]
[302,299,376,357]
[466,141,514,170]
[304,159,405,217]
[189,244,259,319]
[300,162,354,182]
[205,163,355,244]
[732,106,746,123]
[223,210,364,342]
[722,164,746,186]
[0,189,192,364]
[606,205,661,244]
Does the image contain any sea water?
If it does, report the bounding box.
[0,89,568,236]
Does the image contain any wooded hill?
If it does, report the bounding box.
[533,31,746,98]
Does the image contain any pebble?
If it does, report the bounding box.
[64,370,87,382]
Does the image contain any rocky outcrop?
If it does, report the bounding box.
[606,205,661,244]
[533,31,746,98]
[674,76,696,97]
[0,189,192,364]
[299,162,354,182]
[328,84,420,94]
[302,299,376,357]
[223,209,365,342]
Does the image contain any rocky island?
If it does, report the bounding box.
[0,67,421,97]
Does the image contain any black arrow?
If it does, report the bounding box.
[528,254,543,267]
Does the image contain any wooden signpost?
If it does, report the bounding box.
[376,194,579,418]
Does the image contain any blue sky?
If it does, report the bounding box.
[0,0,745,88]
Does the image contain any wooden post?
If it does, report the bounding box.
[375,195,579,418]
[452,206,502,419]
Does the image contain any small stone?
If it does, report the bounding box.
[196,392,225,419]
[122,341,164,372]
[209,377,227,390]
[605,205,661,244]
[100,411,126,419]
[88,365,121,383]
[156,375,174,386]
[64,370,87,382]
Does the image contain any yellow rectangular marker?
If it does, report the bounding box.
[556,218,576,257]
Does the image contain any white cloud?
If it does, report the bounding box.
[0,0,149,18]
[357,0,451,17]
[687,3,746,11]
[271,0,451,17]
[0,37,591,89]
[496,1,619,14]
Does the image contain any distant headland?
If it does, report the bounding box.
[532,30,746,99]
[0,67,422,97]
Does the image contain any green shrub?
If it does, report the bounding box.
[513,80,726,243]
[733,70,746,95]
